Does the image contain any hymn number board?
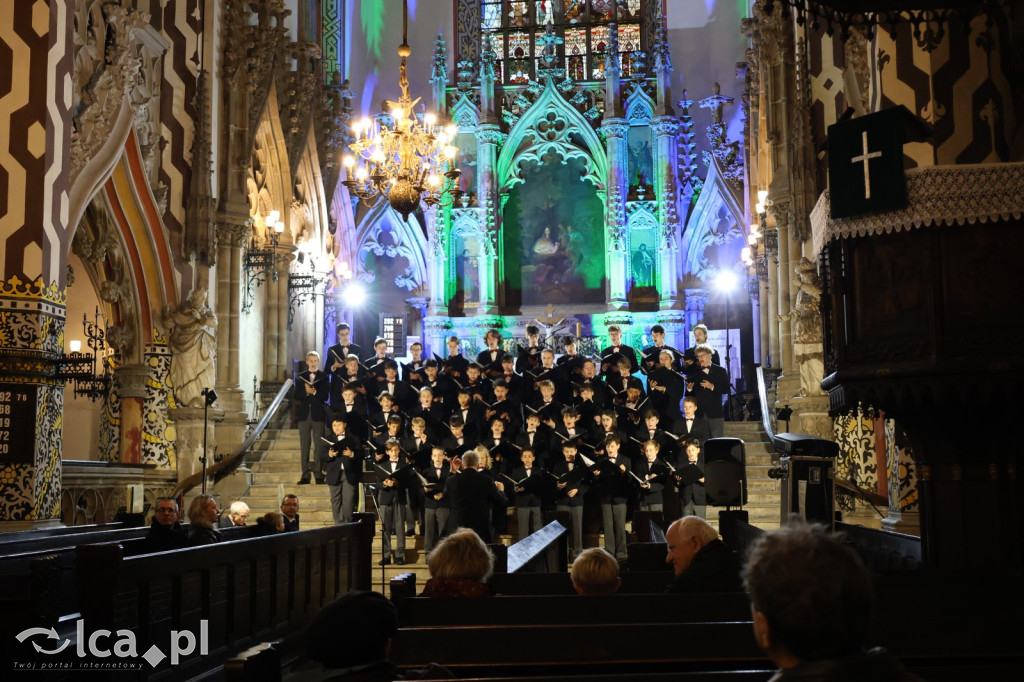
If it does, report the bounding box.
[380,314,407,356]
[0,384,36,464]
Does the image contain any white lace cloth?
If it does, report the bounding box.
[811,162,1024,254]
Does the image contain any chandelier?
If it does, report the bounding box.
[341,0,463,219]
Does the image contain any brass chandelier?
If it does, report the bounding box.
[342,0,463,219]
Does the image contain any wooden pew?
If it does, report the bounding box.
[392,622,769,676]
[71,514,374,679]
[394,592,752,627]
[835,521,922,571]
[0,525,254,631]
[488,570,673,595]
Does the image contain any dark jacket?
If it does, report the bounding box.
[283,514,300,533]
[296,369,330,421]
[665,539,743,593]
[322,433,363,486]
[144,519,187,552]
[444,468,507,542]
[772,648,924,682]
[684,364,730,420]
[187,524,223,546]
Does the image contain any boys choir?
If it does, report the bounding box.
[298,321,729,562]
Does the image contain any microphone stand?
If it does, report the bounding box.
[365,482,386,590]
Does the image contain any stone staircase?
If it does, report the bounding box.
[232,421,781,592]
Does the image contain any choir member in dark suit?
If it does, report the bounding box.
[682,323,721,370]
[296,351,329,484]
[408,386,446,441]
[442,336,469,382]
[374,440,411,564]
[675,437,707,518]
[633,409,680,462]
[600,324,640,380]
[321,414,363,524]
[685,345,731,437]
[419,359,455,407]
[441,416,477,458]
[516,325,544,374]
[509,447,545,539]
[334,383,369,440]
[420,446,451,554]
[326,322,362,373]
[463,363,494,405]
[451,389,485,442]
[678,396,713,443]
[551,439,592,560]
[647,349,686,424]
[363,338,392,379]
[485,378,522,437]
[374,360,416,411]
[514,412,553,466]
[401,340,427,385]
[591,435,632,561]
[635,439,672,512]
[476,329,508,379]
[642,324,684,372]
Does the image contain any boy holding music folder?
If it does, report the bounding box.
[373,440,414,565]
[504,447,545,540]
[551,437,592,561]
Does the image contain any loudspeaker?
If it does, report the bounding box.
[704,437,747,507]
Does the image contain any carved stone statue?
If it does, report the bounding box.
[787,257,825,396]
[163,287,217,408]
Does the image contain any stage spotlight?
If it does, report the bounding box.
[715,269,738,293]
[343,283,367,307]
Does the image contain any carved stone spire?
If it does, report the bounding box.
[677,90,701,207]
[479,33,497,121]
[700,83,744,188]
[185,70,217,266]
[651,13,673,116]
[431,33,448,116]
[604,24,622,117]
[536,23,564,84]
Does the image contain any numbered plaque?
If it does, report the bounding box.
[379,314,407,357]
[0,384,37,464]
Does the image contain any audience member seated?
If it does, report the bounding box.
[144,496,187,552]
[187,494,223,545]
[571,547,621,596]
[420,528,494,598]
[664,516,742,593]
[257,511,285,535]
[219,500,250,528]
[300,590,452,681]
[281,494,301,532]
[744,523,922,681]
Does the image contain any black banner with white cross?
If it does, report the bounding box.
[827,107,909,219]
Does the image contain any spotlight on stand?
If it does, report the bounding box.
[342,283,367,307]
[715,269,739,420]
[200,388,218,494]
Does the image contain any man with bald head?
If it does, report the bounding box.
[664,516,743,593]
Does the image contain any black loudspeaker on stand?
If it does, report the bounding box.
[704,437,747,507]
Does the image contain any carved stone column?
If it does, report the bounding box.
[425,209,448,317]
[601,118,630,309]
[683,288,710,337]
[215,220,252,453]
[0,0,74,528]
[169,406,222,485]
[115,365,150,464]
[772,201,799,401]
[476,124,504,315]
[651,116,681,308]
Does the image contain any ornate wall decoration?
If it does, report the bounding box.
[97,370,122,463]
[832,404,879,504]
[781,257,825,396]
[158,0,201,245]
[884,418,919,512]
[0,0,74,286]
[456,0,481,65]
[141,338,176,469]
[699,83,744,189]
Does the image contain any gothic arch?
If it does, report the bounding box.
[352,202,428,294]
[497,81,608,191]
[681,157,746,282]
[247,86,294,237]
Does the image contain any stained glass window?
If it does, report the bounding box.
[479,0,645,85]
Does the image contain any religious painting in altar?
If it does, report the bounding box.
[455,131,478,200]
[627,124,653,189]
[501,158,605,306]
[628,225,658,310]
[451,232,483,310]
